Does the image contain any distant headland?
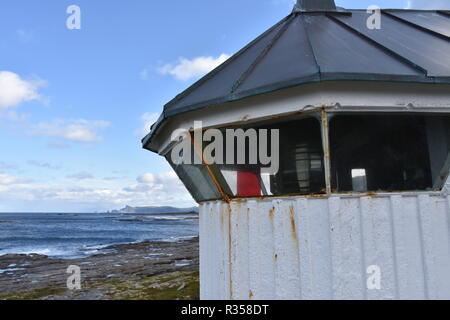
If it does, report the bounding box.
[106,205,199,215]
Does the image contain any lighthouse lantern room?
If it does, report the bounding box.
[143,0,450,300]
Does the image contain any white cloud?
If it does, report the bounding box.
[405,0,449,9]
[137,112,159,136]
[0,170,194,212]
[123,183,153,193]
[126,171,189,201]
[28,119,110,143]
[0,71,46,110]
[158,54,231,81]
[137,173,157,184]
[0,173,29,185]
[135,171,183,190]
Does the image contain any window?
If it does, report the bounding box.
[330,114,450,192]
[165,112,450,203]
[207,117,326,198]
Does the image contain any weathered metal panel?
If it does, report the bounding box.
[200,193,450,300]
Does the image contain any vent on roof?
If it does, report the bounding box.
[294,0,337,11]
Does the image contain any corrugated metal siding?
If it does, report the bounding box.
[200,194,450,300]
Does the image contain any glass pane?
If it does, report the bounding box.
[208,117,326,197]
[330,114,450,192]
[165,147,221,202]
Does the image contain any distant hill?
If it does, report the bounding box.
[108,205,199,215]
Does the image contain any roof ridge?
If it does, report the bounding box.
[326,13,429,76]
[383,11,450,41]
[301,14,322,79]
[231,14,296,94]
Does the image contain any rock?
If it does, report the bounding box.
[0,237,199,300]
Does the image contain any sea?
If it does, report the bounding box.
[0,212,199,259]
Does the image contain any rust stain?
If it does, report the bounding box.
[289,206,297,240]
[365,193,378,197]
[308,193,328,199]
[242,114,251,121]
[274,253,278,262]
[249,290,254,299]
[269,207,275,220]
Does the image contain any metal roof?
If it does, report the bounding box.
[143,8,450,149]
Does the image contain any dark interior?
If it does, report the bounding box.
[330,114,450,192]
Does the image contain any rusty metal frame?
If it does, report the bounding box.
[188,128,231,203]
[190,108,329,202]
[320,109,332,195]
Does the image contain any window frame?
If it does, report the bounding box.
[164,109,450,203]
[327,111,450,194]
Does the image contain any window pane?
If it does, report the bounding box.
[209,117,326,197]
[330,114,450,192]
[166,150,221,202]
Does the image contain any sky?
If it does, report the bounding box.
[0,0,448,212]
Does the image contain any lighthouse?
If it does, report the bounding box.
[143,0,450,300]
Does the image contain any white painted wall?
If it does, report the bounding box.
[200,192,450,300]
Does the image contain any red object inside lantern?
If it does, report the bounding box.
[237,170,261,197]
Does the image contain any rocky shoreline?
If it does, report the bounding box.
[0,237,199,300]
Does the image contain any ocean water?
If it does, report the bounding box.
[0,212,199,259]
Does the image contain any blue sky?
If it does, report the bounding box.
[0,0,448,212]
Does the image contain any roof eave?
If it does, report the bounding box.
[142,76,450,151]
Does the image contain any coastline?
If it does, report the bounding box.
[0,237,199,300]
